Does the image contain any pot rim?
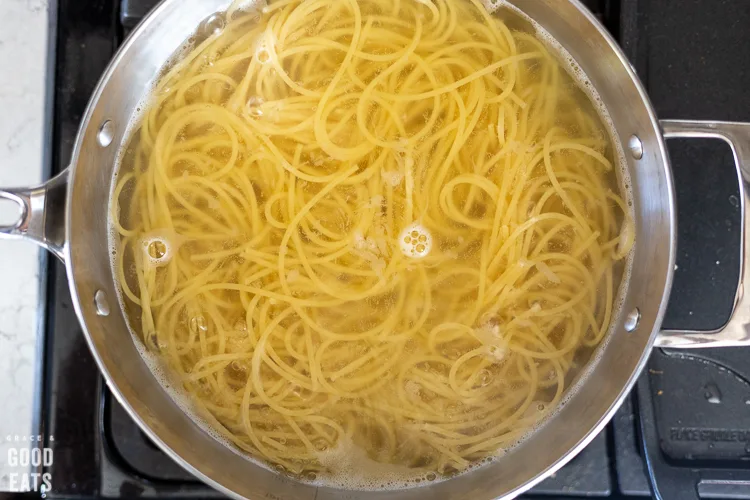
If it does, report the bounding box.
[61,0,677,498]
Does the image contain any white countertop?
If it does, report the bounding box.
[0,0,50,491]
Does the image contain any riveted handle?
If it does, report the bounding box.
[0,190,27,234]
[0,169,68,261]
[657,120,750,348]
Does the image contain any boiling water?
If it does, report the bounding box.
[109,0,634,490]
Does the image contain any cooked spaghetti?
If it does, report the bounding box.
[111,0,634,488]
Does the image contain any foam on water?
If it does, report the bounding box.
[399,222,433,259]
[311,437,433,489]
[129,326,280,472]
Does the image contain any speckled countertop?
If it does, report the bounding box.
[0,0,50,491]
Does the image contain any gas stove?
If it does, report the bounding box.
[40,1,750,498]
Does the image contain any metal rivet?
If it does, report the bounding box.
[97,120,114,147]
[94,290,110,316]
[624,308,641,332]
[628,135,643,160]
[201,14,226,37]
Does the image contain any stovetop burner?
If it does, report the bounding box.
[40,0,750,498]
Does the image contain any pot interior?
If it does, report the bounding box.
[63,0,675,498]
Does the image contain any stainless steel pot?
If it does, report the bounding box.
[2,0,750,498]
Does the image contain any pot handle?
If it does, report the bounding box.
[0,169,68,262]
[656,120,750,348]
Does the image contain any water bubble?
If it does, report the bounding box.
[399,222,433,259]
[426,472,437,481]
[190,315,208,334]
[148,240,166,258]
[303,470,317,481]
[256,47,271,64]
[246,96,264,118]
[477,369,492,387]
[141,235,174,266]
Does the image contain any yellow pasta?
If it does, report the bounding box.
[111,0,634,488]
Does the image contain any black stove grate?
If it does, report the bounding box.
[620,1,750,498]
